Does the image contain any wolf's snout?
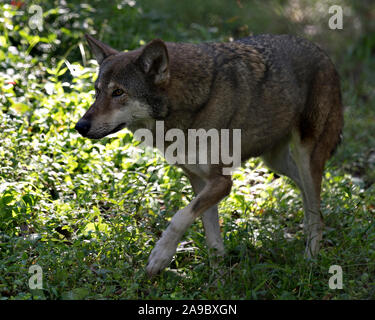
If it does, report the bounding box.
[75,119,91,136]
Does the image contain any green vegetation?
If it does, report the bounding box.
[0,0,374,300]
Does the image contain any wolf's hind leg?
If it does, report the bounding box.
[261,138,304,191]
[290,134,324,258]
[291,65,344,258]
[262,139,312,235]
[262,137,323,258]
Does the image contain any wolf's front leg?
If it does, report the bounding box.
[146,207,194,276]
[146,175,232,276]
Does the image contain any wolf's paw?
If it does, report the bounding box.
[146,240,178,276]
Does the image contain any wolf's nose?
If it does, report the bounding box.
[75,119,91,136]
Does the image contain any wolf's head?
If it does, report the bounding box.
[75,34,170,139]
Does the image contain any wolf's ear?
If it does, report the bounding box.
[85,34,118,65]
[137,39,170,86]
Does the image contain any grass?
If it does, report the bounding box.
[0,0,374,300]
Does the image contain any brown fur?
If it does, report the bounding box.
[76,34,344,275]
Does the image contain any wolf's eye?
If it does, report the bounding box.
[112,89,124,97]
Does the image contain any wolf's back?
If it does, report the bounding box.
[236,34,335,84]
[237,34,343,159]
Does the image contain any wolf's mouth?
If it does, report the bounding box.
[108,122,127,135]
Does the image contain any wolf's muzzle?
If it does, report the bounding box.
[75,119,91,137]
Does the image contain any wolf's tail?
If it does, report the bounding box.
[300,60,344,193]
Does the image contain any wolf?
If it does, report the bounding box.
[75,34,343,276]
